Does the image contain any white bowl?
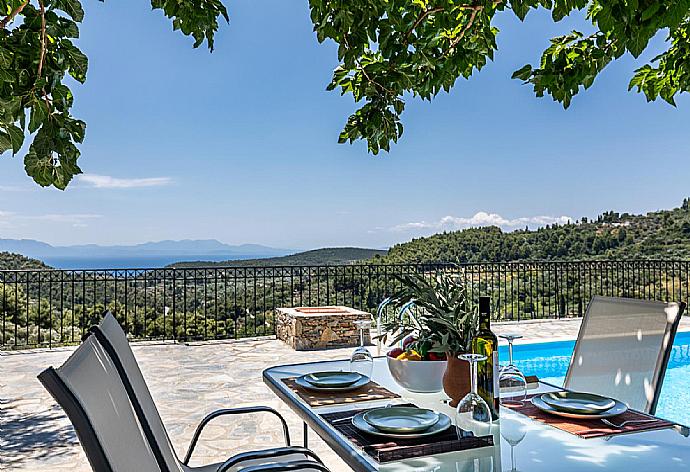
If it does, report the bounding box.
[386,356,447,393]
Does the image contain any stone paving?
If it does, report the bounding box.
[2,317,689,471]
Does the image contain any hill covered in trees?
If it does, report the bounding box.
[0,252,52,271]
[378,199,690,264]
[170,247,388,268]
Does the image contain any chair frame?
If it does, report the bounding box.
[564,295,686,415]
[89,325,302,469]
[38,366,115,472]
[38,325,328,472]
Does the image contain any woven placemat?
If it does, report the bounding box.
[503,393,675,439]
[321,405,493,463]
[282,377,400,407]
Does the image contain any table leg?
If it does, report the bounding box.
[303,422,308,448]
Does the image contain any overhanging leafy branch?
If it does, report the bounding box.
[0,0,228,189]
[3,0,690,188]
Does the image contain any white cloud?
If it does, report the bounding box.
[76,174,173,189]
[391,211,573,233]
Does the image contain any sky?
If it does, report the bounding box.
[1,1,689,250]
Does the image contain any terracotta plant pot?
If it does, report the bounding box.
[443,354,472,407]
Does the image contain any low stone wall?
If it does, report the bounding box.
[276,306,372,350]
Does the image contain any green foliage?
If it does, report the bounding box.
[4,1,690,185]
[0,251,51,270]
[312,0,501,154]
[517,1,690,108]
[382,198,690,263]
[312,0,690,153]
[0,0,228,189]
[381,271,477,354]
[628,19,690,105]
[152,0,229,51]
[512,31,620,108]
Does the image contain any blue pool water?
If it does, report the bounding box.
[498,331,690,425]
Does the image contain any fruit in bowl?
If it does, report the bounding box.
[385,343,447,393]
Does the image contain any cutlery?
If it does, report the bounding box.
[601,418,658,428]
[332,415,357,424]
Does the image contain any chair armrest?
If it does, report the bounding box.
[222,460,331,472]
[183,406,291,465]
[219,446,323,469]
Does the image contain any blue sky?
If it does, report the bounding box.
[1,1,689,250]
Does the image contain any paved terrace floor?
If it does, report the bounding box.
[2,317,690,472]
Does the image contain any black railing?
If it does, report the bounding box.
[1,260,689,349]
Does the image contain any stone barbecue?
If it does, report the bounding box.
[276,306,372,350]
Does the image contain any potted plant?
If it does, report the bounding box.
[378,269,477,404]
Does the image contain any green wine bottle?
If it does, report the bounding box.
[472,296,500,420]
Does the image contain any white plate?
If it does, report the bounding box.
[531,395,628,419]
[352,411,451,439]
[295,374,370,393]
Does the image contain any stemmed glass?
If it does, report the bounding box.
[350,319,373,379]
[455,354,493,437]
[499,334,527,405]
[501,416,526,472]
[375,297,392,356]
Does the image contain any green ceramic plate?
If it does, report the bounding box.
[532,395,628,419]
[353,411,451,439]
[303,371,363,388]
[541,391,616,415]
[363,407,440,433]
[295,374,370,393]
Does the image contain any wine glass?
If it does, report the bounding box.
[375,297,392,356]
[498,334,527,405]
[350,319,373,378]
[500,416,527,472]
[455,354,493,438]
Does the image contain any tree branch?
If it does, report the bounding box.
[343,33,395,97]
[0,0,29,29]
[405,7,445,40]
[37,0,51,113]
[37,0,46,78]
[448,6,481,51]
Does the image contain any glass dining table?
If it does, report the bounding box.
[263,356,690,472]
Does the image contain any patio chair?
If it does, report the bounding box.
[564,295,686,414]
[38,322,329,472]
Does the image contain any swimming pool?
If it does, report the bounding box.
[498,331,690,425]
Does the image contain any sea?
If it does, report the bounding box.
[41,254,269,270]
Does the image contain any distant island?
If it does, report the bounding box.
[0,246,388,270]
[0,239,291,269]
[169,247,389,268]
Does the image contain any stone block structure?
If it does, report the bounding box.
[276,306,372,350]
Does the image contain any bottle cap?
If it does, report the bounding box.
[479,296,491,314]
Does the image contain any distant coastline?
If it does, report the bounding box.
[41,254,272,270]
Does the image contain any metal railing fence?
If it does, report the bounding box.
[1,260,688,349]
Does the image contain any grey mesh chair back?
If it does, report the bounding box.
[94,313,181,471]
[565,296,686,414]
[38,335,182,472]
[90,313,326,472]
